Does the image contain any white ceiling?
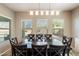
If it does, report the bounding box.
[3,3,79,12]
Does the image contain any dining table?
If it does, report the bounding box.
[19,36,66,56]
[20,38,64,48]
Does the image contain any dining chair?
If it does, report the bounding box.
[12,45,27,56]
[62,36,72,56]
[36,34,43,42]
[62,36,68,44]
[14,37,18,44]
[45,34,52,42]
[32,44,47,56]
[9,38,27,56]
[11,37,18,44]
[9,37,19,56]
[28,34,35,42]
[49,45,65,56]
[65,37,72,56]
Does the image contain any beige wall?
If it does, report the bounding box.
[72,7,79,52]
[63,11,72,37]
[0,4,15,54]
[15,11,72,41]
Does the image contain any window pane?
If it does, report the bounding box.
[0,22,9,28]
[37,19,48,28]
[53,19,64,28]
[37,28,48,34]
[25,29,32,36]
[52,19,64,36]
[0,16,10,43]
[22,19,32,38]
[37,19,48,34]
[23,20,32,28]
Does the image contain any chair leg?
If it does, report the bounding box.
[67,53,69,56]
[12,47,16,56]
[62,48,66,56]
[12,50,14,56]
[11,48,14,56]
[67,50,70,56]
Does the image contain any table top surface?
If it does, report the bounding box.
[20,37,64,48]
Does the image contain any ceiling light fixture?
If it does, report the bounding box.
[56,10,60,16]
[40,10,44,15]
[45,10,49,15]
[29,10,34,15]
[50,10,54,15]
[29,3,61,16]
[35,11,39,15]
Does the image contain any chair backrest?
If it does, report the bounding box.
[45,34,52,41]
[32,44,47,56]
[36,34,43,42]
[28,34,35,42]
[62,36,68,44]
[67,37,72,47]
[9,38,18,46]
[49,45,65,56]
[14,37,18,44]
[14,45,27,56]
[9,38,27,56]
[62,37,72,56]
[12,44,27,56]
[62,36,72,47]
[9,37,19,56]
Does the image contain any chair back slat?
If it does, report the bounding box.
[28,34,35,42]
[45,34,52,41]
[62,36,72,56]
[9,37,27,56]
[13,45,27,56]
[32,44,47,56]
[36,34,43,42]
[49,45,65,56]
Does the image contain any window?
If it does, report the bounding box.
[37,19,48,34]
[52,19,64,36]
[22,20,32,38]
[0,16,10,43]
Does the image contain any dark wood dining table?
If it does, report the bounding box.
[19,37,66,56]
[20,37,64,48]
